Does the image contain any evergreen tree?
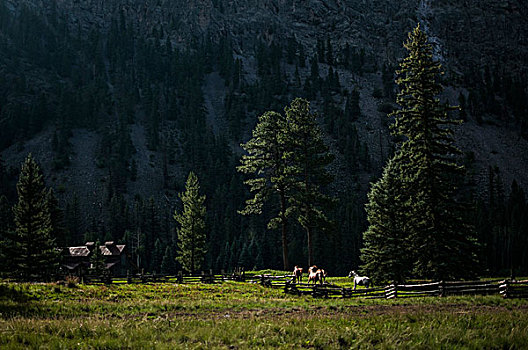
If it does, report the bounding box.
[310,56,320,91]
[152,238,163,273]
[89,240,107,279]
[238,111,293,270]
[46,188,68,247]
[65,194,82,243]
[284,98,334,267]
[326,38,333,65]
[390,25,478,280]
[161,245,176,274]
[9,154,59,280]
[174,172,207,274]
[360,156,409,283]
[0,195,13,274]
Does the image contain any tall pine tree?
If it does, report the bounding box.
[390,25,478,280]
[9,154,59,280]
[238,111,293,270]
[284,98,334,267]
[360,156,409,283]
[174,171,207,274]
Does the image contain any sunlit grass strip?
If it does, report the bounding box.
[1,308,527,349]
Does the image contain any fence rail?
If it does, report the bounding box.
[277,278,528,300]
[499,280,528,298]
[82,268,248,285]
[79,272,528,300]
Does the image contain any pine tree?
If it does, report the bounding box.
[46,188,68,247]
[89,240,107,279]
[174,172,207,274]
[0,195,13,274]
[390,25,478,280]
[360,156,409,283]
[65,194,82,243]
[238,111,293,270]
[152,238,164,273]
[10,154,59,280]
[310,57,320,91]
[284,98,334,267]
[161,245,176,274]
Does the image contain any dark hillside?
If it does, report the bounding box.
[0,0,527,275]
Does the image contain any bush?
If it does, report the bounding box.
[65,275,80,288]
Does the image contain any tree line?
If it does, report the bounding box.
[0,0,526,281]
[0,154,207,280]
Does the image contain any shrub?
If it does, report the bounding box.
[65,275,80,288]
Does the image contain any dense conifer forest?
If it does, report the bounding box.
[0,0,527,280]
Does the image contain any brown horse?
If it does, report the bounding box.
[307,265,327,285]
[293,266,303,283]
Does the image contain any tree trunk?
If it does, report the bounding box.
[307,226,313,267]
[280,192,289,270]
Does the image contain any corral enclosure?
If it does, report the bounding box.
[1,277,528,348]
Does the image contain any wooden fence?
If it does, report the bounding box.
[83,268,248,285]
[81,272,528,299]
[274,278,527,299]
[499,280,528,298]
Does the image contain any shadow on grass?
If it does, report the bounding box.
[0,284,33,302]
[0,284,45,318]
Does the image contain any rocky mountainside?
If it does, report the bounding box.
[0,0,527,272]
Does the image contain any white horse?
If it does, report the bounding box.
[348,270,372,290]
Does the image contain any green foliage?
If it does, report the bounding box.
[161,245,176,275]
[364,25,479,281]
[174,172,207,274]
[6,154,59,280]
[361,157,410,283]
[238,110,292,270]
[0,195,13,274]
[284,98,335,267]
[46,188,67,248]
[239,98,335,269]
[89,240,107,279]
[476,175,528,276]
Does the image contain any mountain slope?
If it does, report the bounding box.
[1,0,527,274]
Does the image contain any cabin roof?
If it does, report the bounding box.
[65,242,125,257]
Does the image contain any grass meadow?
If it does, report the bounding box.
[1,276,528,349]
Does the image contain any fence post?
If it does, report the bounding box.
[440,281,445,297]
[385,284,397,299]
[178,271,183,283]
